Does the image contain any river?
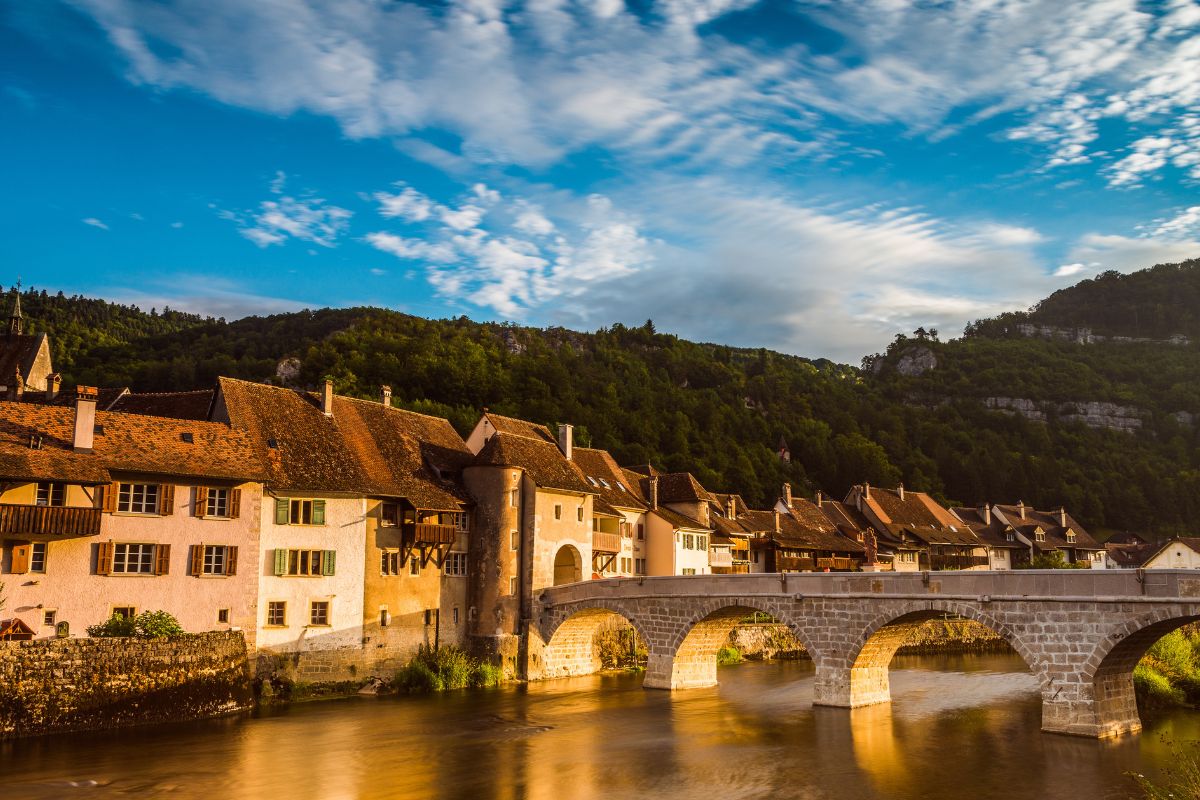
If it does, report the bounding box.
[2,653,1196,800]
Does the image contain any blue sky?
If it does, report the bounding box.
[3,0,1199,361]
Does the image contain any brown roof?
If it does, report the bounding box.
[482,412,556,444]
[993,504,1102,551]
[110,390,215,420]
[216,378,470,506]
[1105,541,1155,567]
[950,507,1026,549]
[473,430,592,494]
[1139,537,1200,565]
[741,503,865,554]
[0,333,47,388]
[0,400,264,484]
[655,472,718,504]
[651,505,711,531]
[572,447,647,510]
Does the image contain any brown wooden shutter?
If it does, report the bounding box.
[226,545,238,576]
[229,488,241,519]
[10,541,31,574]
[154,543,171,575]
[100,482,119,513]
[159,484,175,516]
[189,544,203,576]
[194,486,208,518]
[96,540,114,575]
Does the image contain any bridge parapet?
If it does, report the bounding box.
[530,570,1200,739]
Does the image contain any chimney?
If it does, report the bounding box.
[1059,507,1067,527]
[648,476,659,509]
[380,385,392,407]
[46,373,61,402]
[321,380,334,417]
[814,489,823,507]
[1018,500,1026,520]
[73,386,98,453]
[897,483,905,502]
[774,510,781,533]
[863,482,871,500]
[7,369,23,401]
[982,505,991,525]
[782,482,793,509]
[557,423,573,460]
[726,497,736,518]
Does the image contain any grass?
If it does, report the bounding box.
[1134,626,1200,710]
[1130,739,1200,799]
[394,646,502,694]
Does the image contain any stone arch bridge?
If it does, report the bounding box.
[528,570,1200,738]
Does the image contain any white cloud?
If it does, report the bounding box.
[223,186,353,248]
[1149,205,1200,239]
[1061,232,1200,273]
[170,221,184,228]
[374,185,435,222]
[1054,262,1088,277]
[82,217,109,230]
[513,203,555,237]
[364,231,458,263]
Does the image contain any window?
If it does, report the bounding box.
[637,523,644,540]
[113,543,156,574]
[599,479,610,489]
[1066,532,1077,543]
[900,551,917,563]
[577,507,584,522]
[409,557,421,576]
[36,481,65,507]
[112,606,136,620]
[682,533,695,550]
[444,552,468,577]
[309,601,330,626]
[274,548,335,576]
[1005,532,1015,542]
[380,607,390,627]
[193,544,238,576]
[510,488,519,507]
[266,601,286,627]
[276,498,326,526]
[510,529,519,550]
[30,542,46,573]
[217,608,230,624]
[452,607,460,625]
[43,609,56,627]
[1035,532,1046,542]
[381,502,399,527]
[381,550,401,576]
[697,535,707,551]
[682,568,696,575]
[635,558,646,575]
[205,488,230,518]
[616,482,626,492]
[509,575,518,596]
[621,557,631,573]
[752,551,760,563]
[118,484,160,514]
[554,504,562,520]
[455,513,469,532]
[587,476,598,486]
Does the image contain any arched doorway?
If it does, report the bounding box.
[553,545,582,585]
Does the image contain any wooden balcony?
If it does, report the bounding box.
[403,522,458,546]
[709,549,733,567]
[0,504,102,537]
[592,531,621,553]
[816,556,858,571]
[929,554,990,570]
[712,564,750,575]
[777,555,816,572]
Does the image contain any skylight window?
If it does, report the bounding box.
[587,476,598,486]
[599,479,610,488]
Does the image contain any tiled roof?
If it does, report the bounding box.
[655,472,717,504]
[1139,537,1200,565]
[216,378,470,506]
[624,463,660,478]
[993,504,1102,551]
[593,497,623,517]
[110,390,215,420]
[651,506,711,531]
[741,503,865,554]
[0,400,264,484]
[950,507,1026,549]
[1105,542,1155,567]
[473,430,592,494]
[817,500,872,535]
[572,447,647,510]
[483,412,556,444]
[620,468,651,503]
[0,333,47,389]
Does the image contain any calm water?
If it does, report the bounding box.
[2,654,1197,800]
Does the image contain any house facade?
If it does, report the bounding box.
[990,502,1104,567]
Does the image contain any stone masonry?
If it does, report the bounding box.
[531,570,1200,738]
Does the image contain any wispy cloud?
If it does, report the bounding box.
[82,217,109,230]
[219,174,352,248]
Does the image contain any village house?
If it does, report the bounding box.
[0,291,54,397]
[949,506,1026,570]
[0,388,266,641]
[623,466,714,576]
[1103,532,1156,569]
[710,493,752,574]
[1137,537,1200,569]
[571,446,648,578]
[744,483,865,572]
[989,501,1104,567]
[844,484,988,571]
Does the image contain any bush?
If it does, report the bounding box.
[394,646,501,694]
[594,620,647,670]
[394,661,443,694]
[717,646,743,665]
[1134,663,1186,708]
[87,610,184,638]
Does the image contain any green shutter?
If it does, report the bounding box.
[312,499,326,526]
[274,548,288,576]
[275,497,289,525]
[322,549,336,576]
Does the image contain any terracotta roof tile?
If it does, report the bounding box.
[473,430,592,494]
[572,447,646,510]
[483,412,556,444]
[110,390,215,420]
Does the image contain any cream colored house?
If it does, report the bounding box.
[1141,538,1200,569]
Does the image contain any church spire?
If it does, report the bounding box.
[7,280,22,337]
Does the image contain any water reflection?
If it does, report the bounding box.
[0,654,1192,800]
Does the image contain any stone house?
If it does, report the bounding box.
[990,502,1104,567]
[0,388,266,641]
[572,446,648,578]
[844,484,988,571]
[0,291,54,396]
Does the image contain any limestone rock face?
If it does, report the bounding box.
[895,346,937,377]
[984,397,1148,433]
[275,357,301,384]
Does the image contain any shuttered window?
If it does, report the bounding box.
[273,548,336,576]
[10,541,31,573]
[196,487,240,519]
[116,484,173,515]
[274,498,326,525]
[189,544,239,576]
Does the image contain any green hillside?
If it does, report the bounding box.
[11,259,1200,537]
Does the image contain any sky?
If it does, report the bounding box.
[3,0,1200,362]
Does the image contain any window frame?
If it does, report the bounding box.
[29,541,47,574]
[444,551,468,577]
[35,481,66,507]
[309,600,331,627]
[205,488,231,519]
[112,542,157,575]
[266,600,287,627]
[117,483,160,515]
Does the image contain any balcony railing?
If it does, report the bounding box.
[929,554,990,570]
[816,556,858,571]
[0,504,102,537]
[777,555,816,572]
[592,531,621,553]
[709,550,733,567]
[712,563,750,575]
[403,522,459,546]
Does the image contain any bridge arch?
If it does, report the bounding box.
[647,597,819,690]
[535,603,651,681]
[1068,608,1200,738]
[814,600,1045,709]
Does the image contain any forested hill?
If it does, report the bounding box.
[11,258,1200,538]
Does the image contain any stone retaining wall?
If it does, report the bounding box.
[0,632,252,739]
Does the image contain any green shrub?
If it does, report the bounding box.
[1134,663,1186,708]
[394,646,501,694]
[471,662,502,688]
[87,614,138,638]
[87,610,184,638]
[594,621,647,670]
[717,646,742,665]
[394,661,443,694]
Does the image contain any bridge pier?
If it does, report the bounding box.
[812,663,892,707]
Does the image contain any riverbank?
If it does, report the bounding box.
[1133,624,1200,710]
